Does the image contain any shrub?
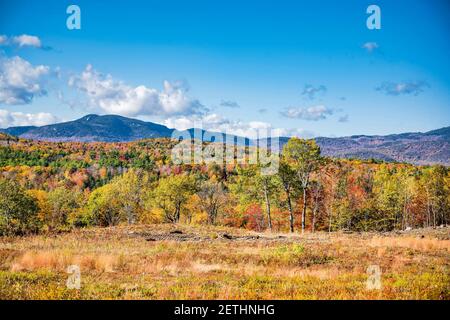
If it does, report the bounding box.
[0,179,40,236]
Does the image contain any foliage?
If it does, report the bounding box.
[86,170,152,226]
[0,137,448,234]
[0,179,40,235]
[149,174,198,223]
[282,138,322,232]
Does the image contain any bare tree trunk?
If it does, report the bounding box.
[174,203,181,223]
[312,197,319,233]
[328,207,333,233]
[312,207,316,233]
[433,206,436,228]
[301,187,307,234]
[126,205,134,225]
[263,183,272,231]
[402,197,408,230]
[286,189,294,233]
[328,182,335,233]
[311,185,320,233]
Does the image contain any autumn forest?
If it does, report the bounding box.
[0,133,448,236]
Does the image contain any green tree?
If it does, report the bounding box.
[230,165,280,231]
[421,166,449,227]
[0,179,40,235]
[283,138,322,233]
[150,174,198,223]
[116,170,153,224]
[86,170,152,226]
[87,183,122,226]
[47,187,85,231]
[373,165,403,230]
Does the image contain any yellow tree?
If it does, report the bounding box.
[283,138,322,233]
[150,175,198,223]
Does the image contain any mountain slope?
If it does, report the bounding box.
[315,132,449,166]
[2,126,37,137]
[2,114,173,142]
[1,114,448,165]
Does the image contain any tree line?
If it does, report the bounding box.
[0,137,448,236]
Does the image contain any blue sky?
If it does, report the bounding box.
[0,0,449,138]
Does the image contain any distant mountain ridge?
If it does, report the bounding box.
[2,114,173,142]
[1,114,449,166]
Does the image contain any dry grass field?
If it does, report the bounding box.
[0,224,449,300]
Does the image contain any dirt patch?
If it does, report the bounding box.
[127,230,204,242]
[123,229,301,243]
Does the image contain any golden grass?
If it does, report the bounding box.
[11,251,119,273]
[370,236,450,252]
[0,224,448,300]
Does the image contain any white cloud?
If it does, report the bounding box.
[0,56,51,105]
[12,35,42,48]
[164,113,269,138]
[362,42,379,53]
[69,65,205,117]
[376,81,429,96]
[273,128,315,139]
[0,35,7,45]
[220,100,240,108]
[0,109,59,128]
[301,84,327,100]
[0,35,51,50]
[163,113,315,139]
[280,105,334,121]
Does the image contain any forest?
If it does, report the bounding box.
[0,133,449,236]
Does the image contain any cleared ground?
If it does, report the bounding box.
[0,224,449,300]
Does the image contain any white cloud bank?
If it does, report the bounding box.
[12,35,42,48]
[69,65,206,117]
[0,34,43,48]
[280,105,334,121]
[0,109,59,128]
[67,66,311,138]
[0,56,51,105]
[163,113,315,139]
[376,81,429,96]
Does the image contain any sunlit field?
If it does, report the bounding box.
[1,224,448,300]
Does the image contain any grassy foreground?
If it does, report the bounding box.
[0,224,448,300]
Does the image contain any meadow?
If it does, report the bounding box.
[0,224,448,300]
[1,136,449,300]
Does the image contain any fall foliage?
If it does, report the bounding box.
[0,137,449,235]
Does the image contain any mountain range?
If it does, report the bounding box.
[1,114,449,166]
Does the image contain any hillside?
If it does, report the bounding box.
[1,114,449,165]
[1,114,173,142]
[315,127,450,166]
